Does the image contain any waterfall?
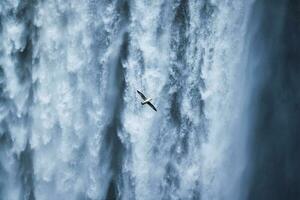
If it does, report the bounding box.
[0,0,256,199]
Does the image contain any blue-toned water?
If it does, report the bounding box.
[2,0,298,200]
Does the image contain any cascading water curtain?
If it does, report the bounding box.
[3,0,298,200]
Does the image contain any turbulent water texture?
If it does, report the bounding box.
[1,0,299,200]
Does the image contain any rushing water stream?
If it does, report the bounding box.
[1,0,299,200]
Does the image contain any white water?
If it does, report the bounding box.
[0,0,255,199]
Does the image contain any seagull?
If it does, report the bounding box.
[137,90,157,112]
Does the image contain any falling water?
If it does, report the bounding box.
[0,0,260,199]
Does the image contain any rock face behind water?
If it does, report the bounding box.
[0,1,299,200]
[247,1,300,200]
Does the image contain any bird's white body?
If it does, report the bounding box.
[142,98,152,105]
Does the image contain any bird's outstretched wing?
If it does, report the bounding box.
[137,90,147,100]
[147,102,157,112]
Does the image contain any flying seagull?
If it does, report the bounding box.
[137,90,157,112]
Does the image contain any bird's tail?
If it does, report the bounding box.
[141,102,147,105]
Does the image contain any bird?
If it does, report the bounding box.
[137,90,157,112]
